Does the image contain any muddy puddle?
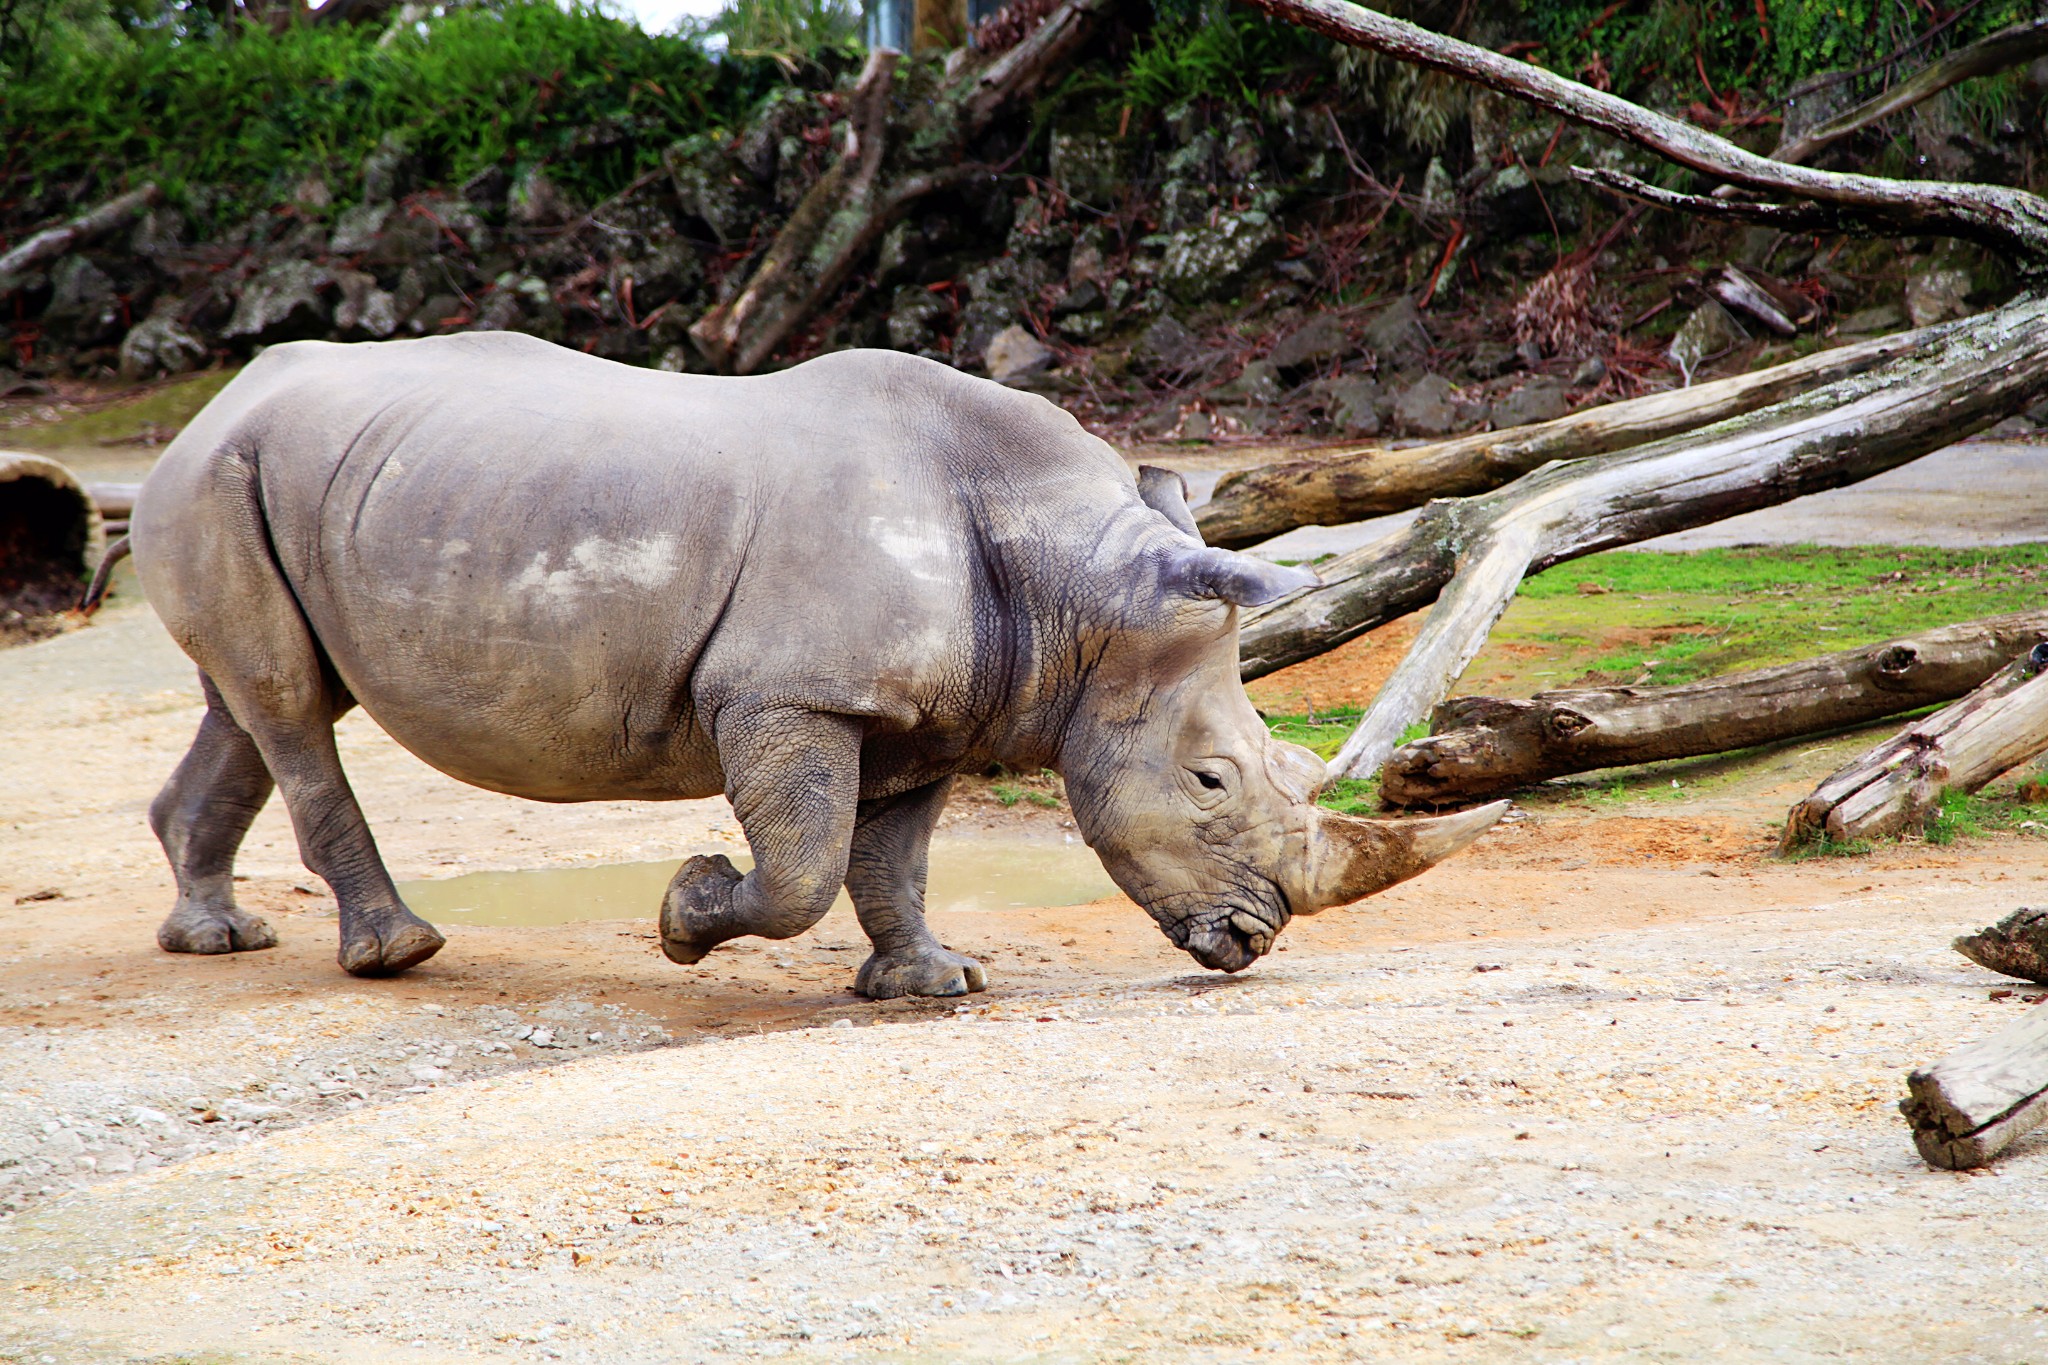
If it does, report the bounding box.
[398,834,1120,927]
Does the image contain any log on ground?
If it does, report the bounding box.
[1954,906,2048,987]
[1783,644,2048,849]
[1194,330,1925,550]
[1900,1001,2048,1170]
[0,452,102,640]
[1380,612,2048,807]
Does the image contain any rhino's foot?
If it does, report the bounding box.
[338,910,445,978]
[660,854,747,965]
[855,946,988,1000]
[158,901,279,955]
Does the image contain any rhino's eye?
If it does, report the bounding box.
[1193,770,1225,791]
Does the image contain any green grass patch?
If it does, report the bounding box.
[1924,787,2048,847]
[1468,544,2048,695]
[4,367,238,449]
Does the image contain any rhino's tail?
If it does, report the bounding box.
[79,534,132,616]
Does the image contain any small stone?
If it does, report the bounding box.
[1320,376,1382,437]
[1514,339,1544,371]
[1047,131,1125,205]
[1363,295,1429,369]
[985,325,1055,386]
[223,259,332,342]
[1266,313,1348,371]
[1666,299,1747,376]
[1570,354,1608,386]
[1904,267,1973,327]
[1139,314,1198,370]
[1158,209,1283,304]
[1216,360,1282,405]
[1489,377,1570,430]
[1176,409,1214,441]
[1392,373,1463,437]
[830,1018,855,1029]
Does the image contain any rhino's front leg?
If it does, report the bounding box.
[660,708,859,964]
[847,777,987,1000]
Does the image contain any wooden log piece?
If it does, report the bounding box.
[1783,643,2048,849]
[1900,1002,2048,1170]
[0,185,160,295]
[1954,906,2048,986]
[1195,330,1926,550]
[1381,612,2048,807]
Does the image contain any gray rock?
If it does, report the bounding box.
[332,270,400,339]
[361,133,414,202]
[1904,267,1973,327]
[1159,210,1282,304]
[886,287,948,353]
[1514,339,1543,371]
[1489,377,1570,430]
[328,201,392,255]
[1666,299,1747,376]
[407,292,464,335]
[985,326,1055,386]
[1054,310,1110,343]
[1052,279,1102,316]
[874,221,922,291]
[1049,132,1125,206]
[1393,373,1469,437]
[509,168,576,228]
[1267,313,1347,371]
[665,135,750,245]
[1838,303,1905,335]
[118,305,209,381]
[1216,360,1282,405]
[1363,296,1429,370]
[1467,340,1519,379]
[42,256,122,344]
[1570,354,1608,387]
[1320,376,1382,436]
[128,206,188,261]
[224,260,332,341]
[1139,314,1198,370]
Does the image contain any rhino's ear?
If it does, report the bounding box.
[1164,546,1319,607]
[1136,465,1201,538]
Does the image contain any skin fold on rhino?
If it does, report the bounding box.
[130,334,1504,997]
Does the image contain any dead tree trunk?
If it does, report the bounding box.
[1900,1002,2048,1170]
[1196,330,1929,549]
[1379,611,2048,808]
[690,0,1117,373]
[1238,294,2048,778]
[1782,644,2048,849]
[0,185,159,294]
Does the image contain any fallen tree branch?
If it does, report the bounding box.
[1776,18,2048,166]
[0,185,160,294]
[1196,329,1924,549]
[1955,905,2048,987]
[691,0,1117,372]
[1236,0,2048,270]
[1900,1001,2048,1170]
[1233,294,2048,779]
[1378,611,2048,807]
[1782,641,2048,849]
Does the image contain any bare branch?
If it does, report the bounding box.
[1235,0,2048,269]
[1776,17,2048,165]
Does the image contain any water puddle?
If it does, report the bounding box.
[398,835,1121,928]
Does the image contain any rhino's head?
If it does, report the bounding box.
[1057,481,1504,973]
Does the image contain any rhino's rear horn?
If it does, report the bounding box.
[1304,801,1509,912]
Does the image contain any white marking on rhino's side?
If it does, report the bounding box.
[511,535,681,603]
[867,515,959,586]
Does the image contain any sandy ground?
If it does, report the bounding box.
[6,564,2048,1360]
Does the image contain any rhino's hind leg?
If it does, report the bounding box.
[660,708,859,964]
[151,674,280,955]
[847,778,987,1000]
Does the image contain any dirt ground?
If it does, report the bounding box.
[6,560,2048,1363]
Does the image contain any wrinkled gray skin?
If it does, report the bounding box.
[133,334,1502,996]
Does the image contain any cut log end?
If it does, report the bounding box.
[1899,1001,2048,1170]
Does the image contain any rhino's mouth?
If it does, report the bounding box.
[1172,894,1289,974]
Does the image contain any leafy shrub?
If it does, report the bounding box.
[2,1,797,228]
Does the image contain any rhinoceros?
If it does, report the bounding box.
[131,334,1502,996]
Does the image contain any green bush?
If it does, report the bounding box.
[2,1,794,228]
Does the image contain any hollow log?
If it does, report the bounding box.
[0,185,160,295]
[1900,1002,2048,1170]
[1237,295,2048,778]
[1196,330,1926,549]
[1782,644,2048,849]
[1776,18,2048,167]
[1379,611,2048,808]
[690,0,1117,373]
[0,452,102,629]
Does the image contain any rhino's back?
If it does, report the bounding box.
[136,335,1130,801]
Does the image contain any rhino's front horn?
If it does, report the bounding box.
[1303,801,1510,912]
